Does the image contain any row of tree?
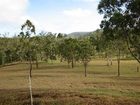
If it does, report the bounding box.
[0,20,93,77]
[0,20,138,77]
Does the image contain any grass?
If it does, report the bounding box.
[0,60,140,105]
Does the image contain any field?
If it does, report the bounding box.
[0,60,140,105]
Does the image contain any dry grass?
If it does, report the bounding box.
[0,60,140,105]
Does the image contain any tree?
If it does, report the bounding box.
[101,38,114,66]
[19,19,36,77]
[89,30,112,65]
[31,36,42,69]
[19,20,35,105]
[43,33,57,63]
[98,0,140,63]
[59,38,78,68]
[112,38,128,76]
[77,39,93,77]
[89,30,115,66]
[57,33,63,39]
[56,33,66,62]
[0,37,7,66]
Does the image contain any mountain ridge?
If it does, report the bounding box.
[68,31,91,38]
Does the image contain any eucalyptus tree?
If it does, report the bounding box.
[89,30,113,66]
[101,39,114,66]
[59,38,78,68]
[89,29,102,53]
[57,38,65,63]
[56,33,67,62]
[57,33,63,39]
[42,33,57,63]
[0,37,7,66]
[77,39,94,77]
[18,20,36,105]
[113,38,128,76]
[98,0,140,63]
[4,38,18,63]
[0,36,13,65]
[18,19,36,77]
[31,36,42,68]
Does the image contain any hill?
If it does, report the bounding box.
[68,32,91,38]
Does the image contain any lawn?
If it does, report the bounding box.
[0,60,140,105]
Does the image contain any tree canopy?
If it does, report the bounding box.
[98,0,140,63]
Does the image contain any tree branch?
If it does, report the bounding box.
[126,36,140,63]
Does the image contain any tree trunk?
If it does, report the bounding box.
[29,55,32,78]
[105,52,110,66]
[137,64,139,72]
[29,53,33,105]
[117,49,121,77]
[84,62,87,77]
[35,56,38,69]
[2,52,5,66]
[60,57,63,62]
[29,75,33,105]
[126,37,140,63]
[71,58,74,68]
[107,56,110,66]
[110,55,113,66]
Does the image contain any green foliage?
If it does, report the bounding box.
[89,29,103,53]
[18,20,36,61]
[58,38,78,67]
[0,52,2,65]
[43,33,57,61]
[77,39,93,63]
[98,0,140,63]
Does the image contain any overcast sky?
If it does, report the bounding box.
[0,0,103,36]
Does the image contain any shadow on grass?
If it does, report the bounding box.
[34,64,70,70]
[33,74,63,78]
[0,89,140,105]
[81,88,140,98]
[106,76,140,81]
[14,73,63,78]
[88,71,116,76]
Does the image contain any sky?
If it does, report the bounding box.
[0,0,103,36]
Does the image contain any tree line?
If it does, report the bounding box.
[0,20,138,78]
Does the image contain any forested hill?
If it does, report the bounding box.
[67,29,102,38]
[68,32,91,38]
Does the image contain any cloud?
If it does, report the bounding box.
[61,8,102,33]
[38,0,102,34]
[37,8,102,34]
[0,0,28,23]
[0,0,102,35]
[0,0,30,36]
[63,8,92,18]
